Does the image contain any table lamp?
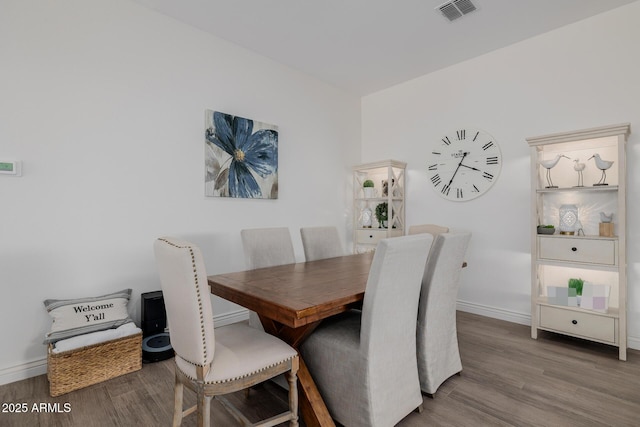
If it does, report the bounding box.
[559,204,579,235]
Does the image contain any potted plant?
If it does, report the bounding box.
[537,224,555,235]
[568,278,584,305]
[375,202,388,228]
[363,179,375,198]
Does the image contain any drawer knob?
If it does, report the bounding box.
[571,247,577,252]
[572,320,578,325]
[369,235,373,239]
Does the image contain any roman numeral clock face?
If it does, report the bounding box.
[427,128,502,201]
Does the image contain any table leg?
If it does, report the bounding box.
[259,316,335,427]
[297,358,335,427]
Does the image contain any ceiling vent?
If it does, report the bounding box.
[437,0,477,21]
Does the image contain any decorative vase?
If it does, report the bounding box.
[363,187,375,198]
[361,208,372,228]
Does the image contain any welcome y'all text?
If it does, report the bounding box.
[73,303,113,323]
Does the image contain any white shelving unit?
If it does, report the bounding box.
[352,160,406,253]
[527,123,630,360]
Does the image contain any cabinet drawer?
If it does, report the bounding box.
[539,305,616,343]
[356,230,388,245]
[538,237,616,265]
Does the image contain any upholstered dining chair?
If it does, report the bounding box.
[240,227,296,330]
[300,234,433,427]
[154,237,299,427]
[300,226,345,261]
[408,223,449,236]
[417,232,471,396]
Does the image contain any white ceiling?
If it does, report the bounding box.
[131,0,638,96]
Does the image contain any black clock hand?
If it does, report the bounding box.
[460,163,481,172]
[446,152,468,186]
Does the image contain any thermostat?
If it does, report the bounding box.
[0,160,22,176]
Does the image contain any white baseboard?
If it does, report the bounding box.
[210,308,250,327]
[457,299,531,326]
[0,309,250,387]
[0,358,48,386]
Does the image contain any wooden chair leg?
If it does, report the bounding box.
[287,370,299,426]
[173,373,184,427]
[196,384,207,427]
[203,395,212,427]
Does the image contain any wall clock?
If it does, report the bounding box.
[427,128,502,201]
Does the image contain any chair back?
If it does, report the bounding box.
[408,223,449,236]
[417,232,471,393]
[419,232,471,325]
[360,234,433,356]
[153,237,215,367]
[300,226,344,261]
[241,227,295,269]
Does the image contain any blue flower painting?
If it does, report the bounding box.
[205,110,278,199]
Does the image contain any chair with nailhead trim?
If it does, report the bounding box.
[154,237,299,427]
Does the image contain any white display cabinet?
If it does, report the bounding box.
[527,123,630,360]
[352,160,406,253]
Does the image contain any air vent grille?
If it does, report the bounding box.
[437,0,477,21]
[454,0,477,15]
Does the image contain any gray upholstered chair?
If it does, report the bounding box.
[240,227,296,329]
[300,226,345,261]
[154,237,299,427]
[408,223,449,236]
[417,232,471,396]
[300,234,433,427]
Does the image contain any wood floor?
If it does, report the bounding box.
[1,311,638,426]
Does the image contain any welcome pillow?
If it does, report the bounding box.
[44,289,133,344]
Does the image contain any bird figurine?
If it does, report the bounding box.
[600,212,613,223]
[573,158,586,187]
[588,153,614,186]
[539,154,569,188]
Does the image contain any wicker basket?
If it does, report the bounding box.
[47,332,142,397]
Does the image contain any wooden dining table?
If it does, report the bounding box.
[207,252,374,427]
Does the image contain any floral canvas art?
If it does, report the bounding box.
[205,110,278,199]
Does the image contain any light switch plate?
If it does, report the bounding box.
[0,160,22,176]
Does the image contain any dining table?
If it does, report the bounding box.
[207,251,374,427]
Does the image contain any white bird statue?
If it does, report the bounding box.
[539,154,569,188]
[573,158,586,187]
[588,153,614,186]
[600,212,613,223]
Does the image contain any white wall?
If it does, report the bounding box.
[362,2,640,347]
[0,0,360,384]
